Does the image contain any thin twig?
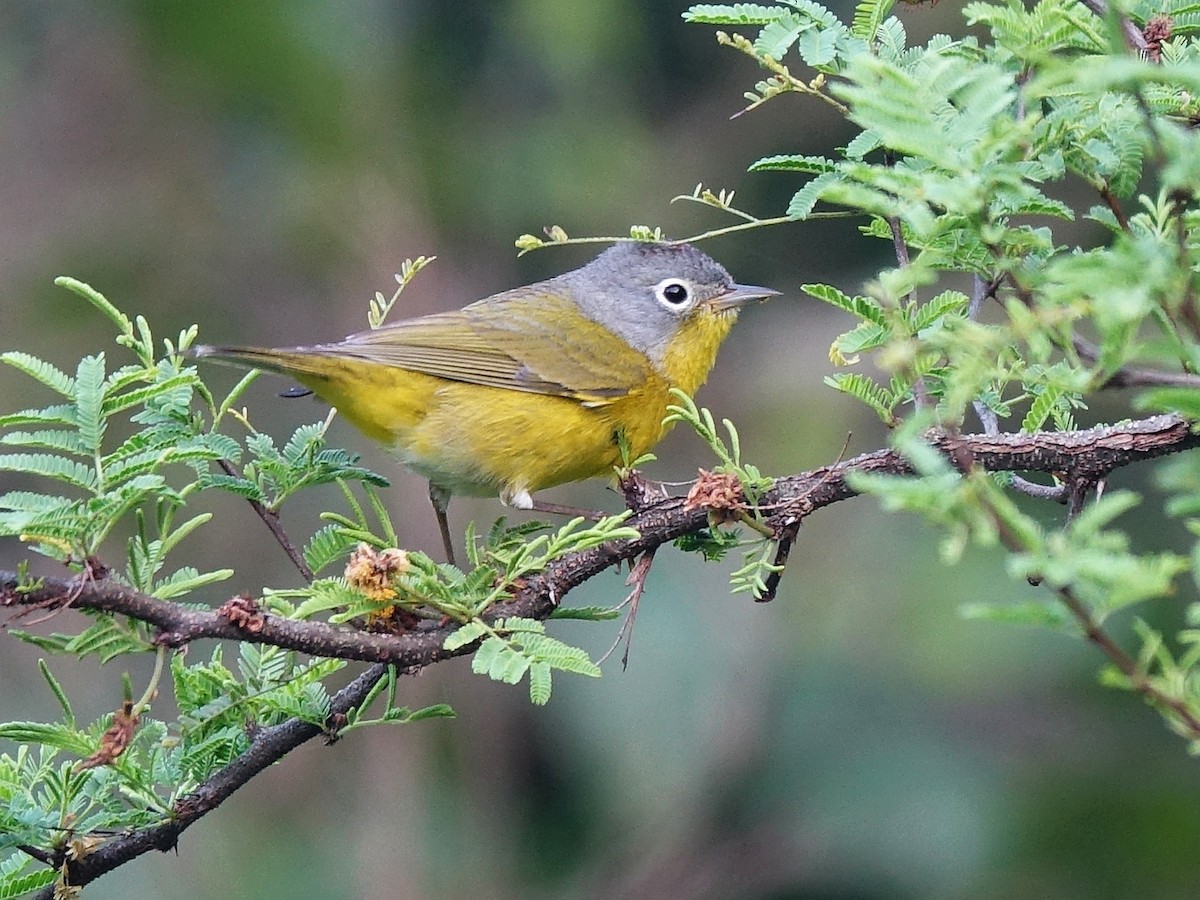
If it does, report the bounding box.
[217,459,314,582]
[886,215,911,268]
[1075,337,1200,387]
[1056,586,1200,739]
[1014,478,1069,502]
[32,663,389,899]
[1098,184,1132,234]
[596,550,657,669]
[1077,0,1149,53]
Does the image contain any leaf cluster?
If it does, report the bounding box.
[675,0,1200,738]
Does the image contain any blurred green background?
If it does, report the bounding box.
[3,2,1200,898]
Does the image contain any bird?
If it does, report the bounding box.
[191,241,778,564]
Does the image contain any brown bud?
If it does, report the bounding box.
[684,468,747,524]
[76,701,139,771]
[1144,15,1173,61]
[218,595,266,633]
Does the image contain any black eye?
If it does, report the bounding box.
[658,280,691,306]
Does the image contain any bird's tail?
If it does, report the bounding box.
[188,344,342,381]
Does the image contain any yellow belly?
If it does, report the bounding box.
[286,308,735,499]
[292,363,671,498]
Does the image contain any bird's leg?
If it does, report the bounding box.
[428,483,457,567]
[502,487,605,522]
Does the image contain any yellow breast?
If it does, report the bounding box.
[287,306,737,499]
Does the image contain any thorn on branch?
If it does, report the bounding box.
[1066,477,1099,521]
[598,550,657,670]
[758,520,801,603]
[619,468,668,513]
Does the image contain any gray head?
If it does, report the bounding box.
[559,242,777,365]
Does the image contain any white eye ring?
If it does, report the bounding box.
[654,278,694,310]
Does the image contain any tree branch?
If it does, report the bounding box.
[1054,586,1200,739]
[1075,337,1200,388]
[5,414,1197,659]
[3,412,1199,895]
[217,458,314,582]
[30,663,389,899]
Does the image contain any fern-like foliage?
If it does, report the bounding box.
[444,616,601,705]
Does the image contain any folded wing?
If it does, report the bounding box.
[332,287,648,406]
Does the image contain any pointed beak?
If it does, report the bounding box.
[708,282,781,311]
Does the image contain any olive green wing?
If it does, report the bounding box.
[328,288,648,405]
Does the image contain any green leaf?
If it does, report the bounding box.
[58,615,155,663]
[38,660,74,727]
[496,648,532,684]
[909,291,969,332]
[196,473,267,502]
[0,429,89,455]
[1136,388,1200,419]
[529,661,553,705]
[1021,386,1061,433]
[824,373,897,423]
[73,354,107,455]
[960,600,1071,628]
[0,722,93,756]
[288,578,376,621]
[403,703,456,722]
[0,352,74,396]
[852,0,895,40]
[749,154,836,174]
[444,621,488,651]
[803,283,886,323]
[0,453,98,491]
[54,276,133,336]
[833,321,890,361]
[0,491,75,515]
[683,3,784,25]
[796,24,840,67]
[755,13,808,59]
[786,171,839,219]
[152,566,234,600]
[547,605,622,621]
[470,636,506,677]
[0,866,57,899]
[303,524,356,575]
[0,404,77,429]
[101,372,198,417]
